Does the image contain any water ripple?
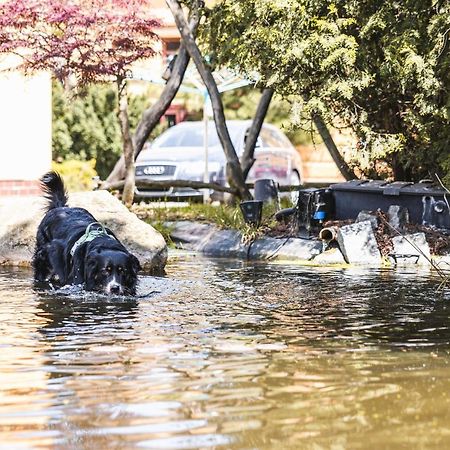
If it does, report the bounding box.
[0,261,449,448]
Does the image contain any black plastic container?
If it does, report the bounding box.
[329,180,450,229]
[254,179,279,204]
[240,200,263,227]
[295,188,335,233]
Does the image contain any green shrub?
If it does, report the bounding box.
[51,159,98,192]
[52,81,153,180]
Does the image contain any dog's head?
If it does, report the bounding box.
[84,249,141,295]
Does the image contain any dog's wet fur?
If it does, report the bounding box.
[33,172,141,295]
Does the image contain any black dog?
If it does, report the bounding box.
[33,171,141,295]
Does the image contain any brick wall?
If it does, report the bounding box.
[0,180,41,196]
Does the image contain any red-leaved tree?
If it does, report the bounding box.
[0,0,160,206]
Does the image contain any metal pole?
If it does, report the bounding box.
[203,92,210,203]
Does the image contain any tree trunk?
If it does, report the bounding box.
[241,88,274,180]
[311,113,355,181]
[117,77,135,207]
[166,0,252,200]
[103,15,200,187]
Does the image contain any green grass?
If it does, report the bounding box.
[131,199,292,245]
[132,202,244,227]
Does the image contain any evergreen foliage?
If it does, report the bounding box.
[201,0,450,182]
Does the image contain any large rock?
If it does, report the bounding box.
[198,229,248,258]
[388,205,409,230]
[337,220,382,265]
[0,191,167,272]
[169,220,216,250]
[356,210,378,229]
[169,221,323,262]
[168,221,248,257]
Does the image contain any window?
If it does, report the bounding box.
[260,127,286,148]
[153,124,243,149]
[162,39,181,63]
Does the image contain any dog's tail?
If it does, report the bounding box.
[40,171,68,210]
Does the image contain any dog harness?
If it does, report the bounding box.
[70,222,115,256]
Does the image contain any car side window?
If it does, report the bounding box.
[276,131,293,148]
[244,130,265,150]
[255,136,263,148]
[260,128,281,148]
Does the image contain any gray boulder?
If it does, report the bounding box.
[168,221,247,257]
[169,220,216,250]
[168,221,323,262]
[198,229,248,258]
[0,190,167,272]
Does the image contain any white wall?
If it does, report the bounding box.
[0,55,52,181]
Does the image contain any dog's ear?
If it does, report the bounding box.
[69,247,87,285]
[83,255,99,290]
[85,255,99,274]
[130,254,142,275]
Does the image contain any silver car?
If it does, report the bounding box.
[134,120,303,200]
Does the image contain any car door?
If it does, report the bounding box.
[247,126,292,185]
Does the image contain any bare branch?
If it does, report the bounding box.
[108,178,238,195]
[311,112,356,181]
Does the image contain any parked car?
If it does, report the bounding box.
[134,120,303,201]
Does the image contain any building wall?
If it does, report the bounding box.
[0,55,52,195]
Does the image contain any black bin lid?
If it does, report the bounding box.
[329,180,447,196]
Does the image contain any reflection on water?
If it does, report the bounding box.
[0,257,449,449]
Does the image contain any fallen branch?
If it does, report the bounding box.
[107,178,238,195]
[104,179,306,195]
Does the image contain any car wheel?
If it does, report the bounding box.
[289,171,301,205]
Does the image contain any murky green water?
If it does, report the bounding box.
[0,254,449,449]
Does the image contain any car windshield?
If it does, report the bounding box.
[152,124,241,149]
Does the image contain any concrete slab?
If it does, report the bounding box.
[311,247,347,265]
[337,220,382,265]
[248,237,323,261]
[391,232,431,266]
[198,229,248,258]
[168,221,216,250]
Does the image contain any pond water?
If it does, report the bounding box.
[0,254,449,449]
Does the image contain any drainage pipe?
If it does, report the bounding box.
[319,226,339,242]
